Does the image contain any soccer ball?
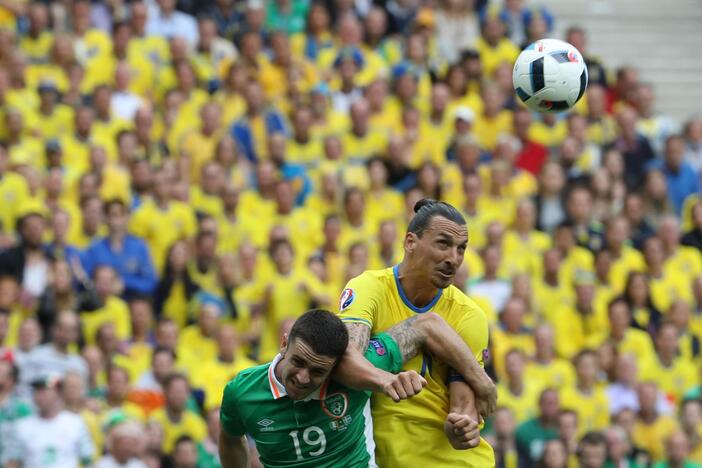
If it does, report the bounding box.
[512,38,588,113]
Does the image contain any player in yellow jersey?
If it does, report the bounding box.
[338,199,497,466]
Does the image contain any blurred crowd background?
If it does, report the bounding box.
[0,0,701,467]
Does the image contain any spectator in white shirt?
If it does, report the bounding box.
[19,311,88,397]
[96,420,148,468]
[468,244,512,314]
[4,374,94,468]
[146,0,198,48]
[111,62,143,121]
[606,353,672,417]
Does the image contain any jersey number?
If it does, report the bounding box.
[289,426,326,460]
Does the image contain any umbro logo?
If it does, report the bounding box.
[258,419,276,431]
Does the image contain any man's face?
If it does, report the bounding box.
[580,443,607,468]
[539,390,560,420]
[21,215,46,249]
[166,379,189,411]
[407,216,468,289]
[106,204,128,234]
[54,315,78,347]
[279,337,336,401]
[33,385,60,413]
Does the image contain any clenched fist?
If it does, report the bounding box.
[444,413,480,450]
[381,370,427,402]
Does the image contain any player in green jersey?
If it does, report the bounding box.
[219,309,491,468]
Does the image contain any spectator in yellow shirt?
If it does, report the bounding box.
[179,102,224,184]
[632,381,679,462]
[525,324,576,392]
[20,3,52,64]
[101,366,146,422]
[476,15,520,78]
[473,84,514,152]
[338,187,375,253]
[553,273,608,359]
[148,373,206,455]
[256,238,330,361]
[497,349,541,424]
[680,399,702,462]
[645,237,694,313]
[560,350,610,434]
[640,322,697,404]
[191,325,255,411]
[492,297,535,380]
[622,271,662,331]
[81,265,132,345]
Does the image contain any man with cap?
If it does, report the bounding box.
[3,373,94,468]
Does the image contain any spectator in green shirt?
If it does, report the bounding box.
[0,359,32,457]
[266,0,310,34]
[515,387,560,464]
[653,431,702,468]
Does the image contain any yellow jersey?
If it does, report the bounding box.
[338,267,494,467]
[496,381,540,424]
[559,385,610,434]
[524,358,576,392]
[149,408,207,453]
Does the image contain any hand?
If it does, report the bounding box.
[474,380,497,420]
[444,413,480,450]
[380,370,427,402]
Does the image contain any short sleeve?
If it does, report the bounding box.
[337,273,382,329]
[220,377,246,437]
[364,333,403,374]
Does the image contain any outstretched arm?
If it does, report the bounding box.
[334,322,426,402]
[385,313,496,420]
[219,431,249,468]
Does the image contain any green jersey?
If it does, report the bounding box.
[0,394,32,459]
[220,333,402,468]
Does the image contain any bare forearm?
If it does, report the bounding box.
[333,344,392,392]
[219,432,249,468]
[449,381,479,421]
[417,314,494,397]
[336,324,387,391]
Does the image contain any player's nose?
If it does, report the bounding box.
[296,369,311,385]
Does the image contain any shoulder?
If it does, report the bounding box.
[347,268,394,286]
[223,363,270,400]
[442,286,488,317]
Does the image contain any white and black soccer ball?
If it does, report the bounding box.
[512,38,588,113]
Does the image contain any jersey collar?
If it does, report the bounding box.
[268,354,330,401]
[392,264,443,313]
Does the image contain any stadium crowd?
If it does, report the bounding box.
[0,0,701,466]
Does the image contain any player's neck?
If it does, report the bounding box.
[397,262,439,307]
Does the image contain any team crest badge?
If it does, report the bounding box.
[322,392,349,419]
[370,339,386,356]
[339,288,355,311]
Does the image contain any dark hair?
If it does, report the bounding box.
[288,309,349,360]
[103,198,127,216]
[173,435,196,451]
[152,346,177,362]
[163,372,189,391]
[578,431,606,450]
[607,297,630,316]
[408,199,465,237]
[572,348,596,366]
[269,238,294,258]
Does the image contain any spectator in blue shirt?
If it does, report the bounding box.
[82,199,157,298]
[231,81,287,163]
[648,135,701,215]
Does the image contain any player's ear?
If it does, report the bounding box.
[404,232,416,253]
[280,333,289,354]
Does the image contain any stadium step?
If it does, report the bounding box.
[535,0,702,124]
